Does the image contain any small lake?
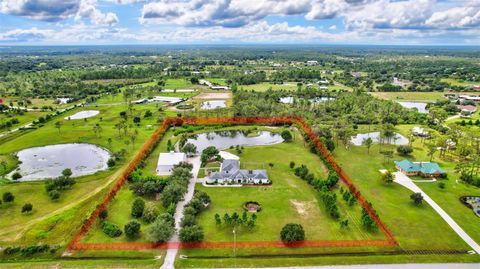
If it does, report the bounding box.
[65,110,99,120]
[10,143,110,181]
[181,130,284,153]
[201,100,226,109]
[351,132,409,146]
[396,101,429,114]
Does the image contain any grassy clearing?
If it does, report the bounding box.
[239,82,298,92]
[0,102,165,245]
[195,129,382,243]
[0,111,49,131]
[82,186,166,243]
[441,78,479,87]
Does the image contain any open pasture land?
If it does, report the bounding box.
[369,91,480,102]
[0,102,163,245]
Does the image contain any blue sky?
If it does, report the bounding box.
[0,0,479,45]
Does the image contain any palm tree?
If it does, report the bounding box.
[55,121,62,134]
[428,145,437,162]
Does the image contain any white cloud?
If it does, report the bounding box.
[426,3,480,28]
[0,0,118,25]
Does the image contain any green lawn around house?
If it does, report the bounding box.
[194,129,384,243]
[332,124,479,250]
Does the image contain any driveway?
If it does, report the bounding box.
[393,171,480,254]
[161,156,201,269]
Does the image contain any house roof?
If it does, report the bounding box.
[157,152,186,166]
[395,159,445,174]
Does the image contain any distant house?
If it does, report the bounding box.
[206,159,270,185]
[210,86,230,90]
[392,77,411,87]
[156,152,187,175]
[457,105,477,116]
[411,126,429,137]
[306,60,318,66]
[395,159,446,178]
[459,95,480,102]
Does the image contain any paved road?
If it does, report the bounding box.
[216,264,479,269]
[161,156,201,269]
[394,171,480,254]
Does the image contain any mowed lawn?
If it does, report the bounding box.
[82,186,167,243]
[196,132,386,242]
[332,135,473,250]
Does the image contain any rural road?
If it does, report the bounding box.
[393,171,480,254]
[161,156,201,269]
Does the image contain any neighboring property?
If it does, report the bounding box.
[306,60,318,66]
[459,95,480,103]
[132,96,185,105]
[394,159,446,178]
[156,152,187,175]
[457,105,477,116]
[206,159,270,185]
[411,126,429,137]
[392,77,412,87]
[199,79,230,90]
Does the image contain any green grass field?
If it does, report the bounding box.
[0,102,166,246]
[195,133,384,243]
[441,78,479,87]
[0,111,49,131]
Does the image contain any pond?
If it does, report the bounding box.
[351,132,409,146]
[180,130,284,153]
[65,110,100,120]
[10,143,110,181]
[201,100,226,109]
[396,101,429,114]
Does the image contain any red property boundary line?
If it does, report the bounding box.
[68,116,398,251]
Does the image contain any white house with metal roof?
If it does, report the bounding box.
[156,152,187,175]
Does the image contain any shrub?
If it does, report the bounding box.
[147,218,174,242]
[280,223,305,242]
[143,203,159,223]
[2,192,15,203]
[410,192,423,205]
[180,213,197,227]
[131,198,145,218]
[48,190,61,201]
[281,130,293,142]
[289,161,295,169]
[99,209,108,220]
[438,182,446,189]
[107,158,116,168]
[102,221,122,237]
[21,203,33,213]
[124,220,141,238]
[396,145,413,156]
[11,172,22,180]
[179,225,204,242]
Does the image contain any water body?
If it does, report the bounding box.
[201,100,226,109]
[182,130,284,153]
[351,132,409,146]
[65,110,99,120]
[10,143,110,181]
[396,101,429,114]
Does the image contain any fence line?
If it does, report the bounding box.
[68,116,397,251]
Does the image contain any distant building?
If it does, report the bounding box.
[392,77,412,87]
[411,126,429,137]
[306,60,318,66]
[210,86,230,90]
[395,159,446,178]
[350,71,362,78]
[156,152,187,175]
[457,105,477,116]
[459,95,480,102]
[207,159,270,185]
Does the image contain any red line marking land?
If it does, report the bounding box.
[68,116,397,251]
